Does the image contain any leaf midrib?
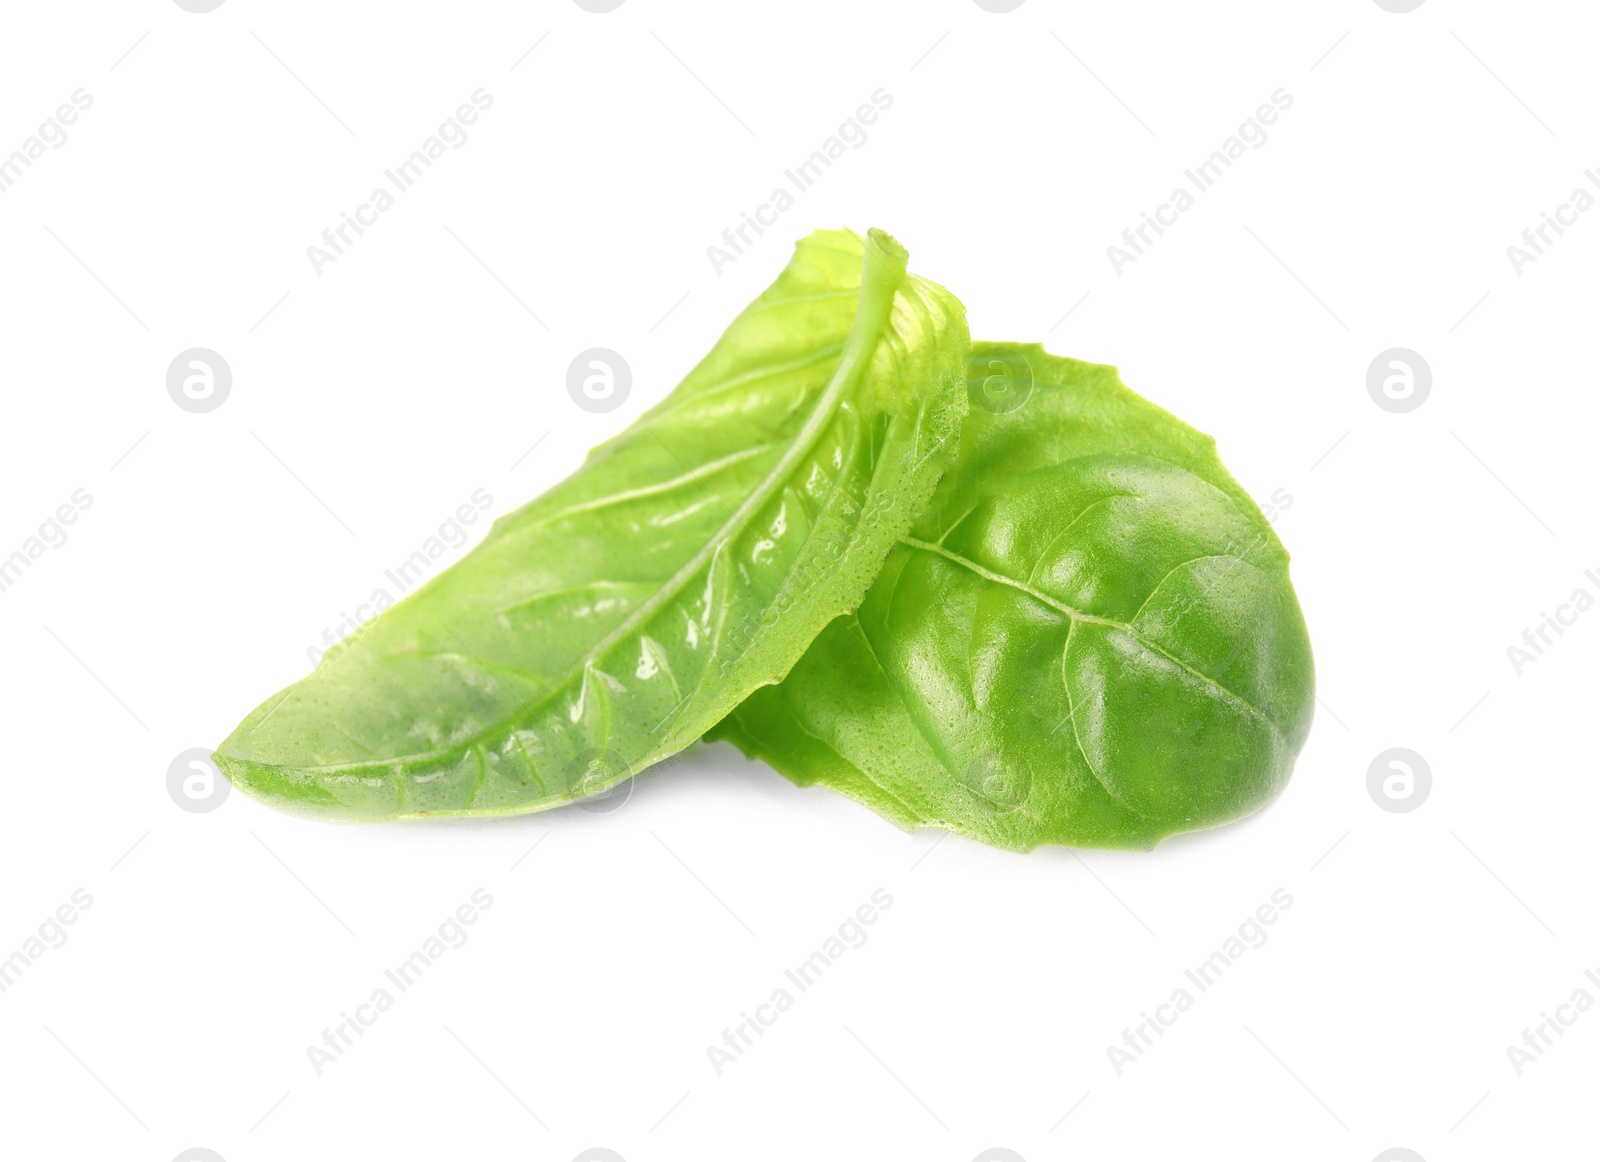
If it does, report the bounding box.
[897,535,1286,740]
[261,245,907,778]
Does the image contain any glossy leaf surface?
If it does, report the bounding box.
[217,229,968,820]
[710,343,1314,850]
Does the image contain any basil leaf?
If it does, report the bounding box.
[216,229,969,820]
[709,343,1314,850]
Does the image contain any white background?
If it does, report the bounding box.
[0,1,1593,1160]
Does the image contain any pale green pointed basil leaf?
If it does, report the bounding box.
[216,229,969,820]
[709,343,1314,851]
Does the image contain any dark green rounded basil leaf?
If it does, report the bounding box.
[711,343,1314,850]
